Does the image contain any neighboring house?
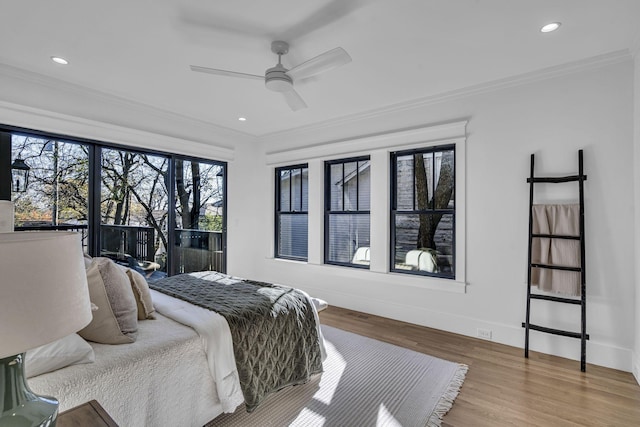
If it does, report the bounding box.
[327,161,371,264]
[203,199,223,218]
[277,167,309,259]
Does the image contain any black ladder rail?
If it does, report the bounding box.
[523,149,588,372]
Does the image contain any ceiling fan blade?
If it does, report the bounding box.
[282,89,307,111]
[190,65,263,81]
[286,47,351,80]
[278,0,367,41]
[179,1,365,47]
[179,9,267,40]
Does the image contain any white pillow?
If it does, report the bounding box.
[25,333,95,378]
[311,297,328,312]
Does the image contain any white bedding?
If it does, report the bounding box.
[150,288,245,413]
[28,313,223,427]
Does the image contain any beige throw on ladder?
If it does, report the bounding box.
[531,204,581,296]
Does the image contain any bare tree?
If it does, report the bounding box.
[11,137,222,262]
[414,152,454,249]
[175,159,198,229]
[101,150,140,225]
[11,137,89,225]
[175,159,221,231]
[101,150,170,254]
[129,154,169,250]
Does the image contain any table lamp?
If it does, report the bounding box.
[0,231,92,427]
[0,201,13,232]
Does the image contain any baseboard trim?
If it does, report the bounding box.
[303,285,633,373]
[633,351,640,385]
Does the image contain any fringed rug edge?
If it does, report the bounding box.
[426,363,469,427]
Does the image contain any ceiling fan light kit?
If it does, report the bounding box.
[190,40,351,111]
[265,64,293,92]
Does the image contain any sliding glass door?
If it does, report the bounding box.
[100,148,169,279]
[174,158,225,274]
[1,127,227,278]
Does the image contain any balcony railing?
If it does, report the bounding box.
[174,229,224,274]
[101,224,155,262]
[14,223,224,276]
[15,224,89,251]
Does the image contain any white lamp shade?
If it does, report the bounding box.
[0,201,13,233]
[0,231,92,358]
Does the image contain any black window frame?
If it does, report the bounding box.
[324,155,371,268]
[274,163,309,261]
[0,124,227,276]
[390,144,456,278]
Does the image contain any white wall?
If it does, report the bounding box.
[225,140,261,279]
[633,44,640,383]
[230,56,636,371]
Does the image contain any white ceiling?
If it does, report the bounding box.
[0,0,639,137]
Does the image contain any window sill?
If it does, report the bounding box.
[269,257,466,294]
[273,256,308,264]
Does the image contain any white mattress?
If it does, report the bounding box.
[28,313,224,427]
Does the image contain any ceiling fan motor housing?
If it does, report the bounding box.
[265,64,293,92]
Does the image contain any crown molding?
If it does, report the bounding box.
[265,120,467,166]
[260,50,631,144]
[0,100,235,161]
[0,62,254,146]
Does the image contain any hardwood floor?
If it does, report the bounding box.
[319,306,640,427]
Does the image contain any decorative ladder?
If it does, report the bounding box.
[522,149,588,372]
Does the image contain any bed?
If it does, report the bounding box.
[27,265,326,427]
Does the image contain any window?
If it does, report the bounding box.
[275,164,308,260]
[10,135,90,225]
[0,127,227,279]
[391,145,455,278]
[10,135,90,250]
[325,156,370,267]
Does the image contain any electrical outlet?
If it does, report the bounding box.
[477,328,492,340]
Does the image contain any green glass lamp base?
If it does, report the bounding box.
[0,354,58,427]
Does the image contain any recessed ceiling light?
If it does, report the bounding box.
[540,22,561,33]
[238,117,247,121]
[51,56,69,65]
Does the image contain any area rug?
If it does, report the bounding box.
[206,325,468,427]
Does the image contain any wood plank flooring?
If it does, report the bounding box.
[319,306,640,427]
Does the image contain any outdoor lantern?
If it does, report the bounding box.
[216,168,224,190]
[11,157,30,192]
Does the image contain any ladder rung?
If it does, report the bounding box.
[530,294,582,304]
[531,233,580,240]
[522,323,590,340]
[530,263,582,272]
[527,175,587,183]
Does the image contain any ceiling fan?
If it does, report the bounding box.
[190,41,351,111]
